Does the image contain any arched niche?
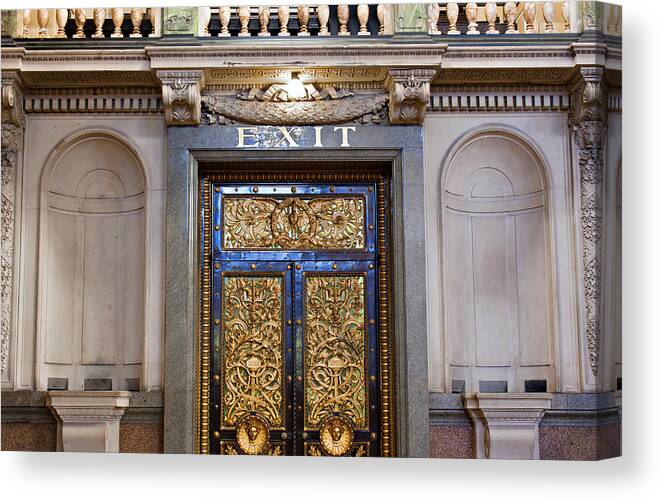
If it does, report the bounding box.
[441,131,555,393]
[39,134,146,391]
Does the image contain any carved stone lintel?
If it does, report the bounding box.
[385,68,434,125]
[157,70,204,126]
[569,66,607,377]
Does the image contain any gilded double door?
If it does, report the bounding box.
[209,182,382,457]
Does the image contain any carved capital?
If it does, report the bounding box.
[157,70,204,126]
[569,66,607,377]
[385,68,434,125]
[570,66,607,127]
[1,72,25,127]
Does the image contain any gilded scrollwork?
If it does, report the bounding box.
[351,444,369,457]
[304,275,367,431]
[220,442,239,455]
[222,275,284,428]
[266,444,284,456]
[304,443,324,456]
[223,196,365,250]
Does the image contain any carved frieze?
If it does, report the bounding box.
[157,70,203,126]
[201,88,388,126]
[569,66,607,377]
[385,68,435,125]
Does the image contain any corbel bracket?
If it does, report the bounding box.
[157,70,204,126]
[385,68,435,125]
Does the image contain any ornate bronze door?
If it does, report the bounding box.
[198,178,394,457]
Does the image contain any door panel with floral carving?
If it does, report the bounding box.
[206,181,386,457]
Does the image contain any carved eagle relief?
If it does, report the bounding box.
[201,82,388,126]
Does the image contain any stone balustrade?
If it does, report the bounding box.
[12,3,622,39]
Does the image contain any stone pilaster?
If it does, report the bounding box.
[157,70,204,126]
[463,393,552,459]
[47,391,132,452]
[1,72,24,382]
[570,66,608,378]
[385,68,434,125]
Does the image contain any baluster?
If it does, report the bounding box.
[149,8,157,37]
[428,4,441,35]
[218,6,231,36]
[504,1,518,33]
[111,8,124,37]
[486,2,499,34]
[199,7,211,36]
[238,6,250,36]
[55,9,68,38]
[257,6,270,36]
[377,4,393,35]
[337,4,350,36]
[446,3,460,35]
[543,2,556,32]
[357,4,370,35]
[317,5,330,36]
[466,2,479,35]
[92,8,105,38]
[130,8,143,37]
[523,2,537,33]
[278,6,290,36]
[37,9,49,37]
[561,1,570,32]
[74,8,86,38]
[22,9,30,37]
[297,6,310,36]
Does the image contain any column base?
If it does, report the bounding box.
[47,391,132,453]
[463,393,552,459]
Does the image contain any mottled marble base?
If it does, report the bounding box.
[429,426,474,459]
[539,423,621,460]
[1,422,57,452]
[119,423,163,453]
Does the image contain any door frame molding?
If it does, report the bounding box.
[164,127,429,458]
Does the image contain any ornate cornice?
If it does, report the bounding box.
[385,68,435,125]
[157,70,204,126]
